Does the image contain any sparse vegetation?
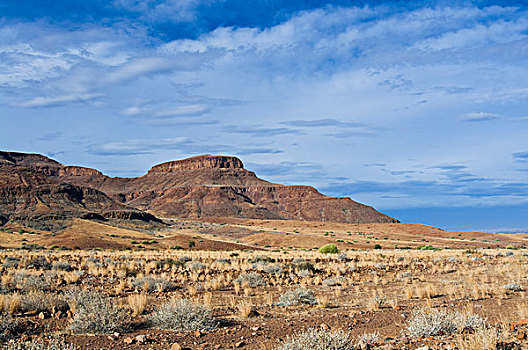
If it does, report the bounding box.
[276,328,354,350]
[69,292,129,334]
[0,229,526,349]
[149,299,217,331]
[277,288,317,306]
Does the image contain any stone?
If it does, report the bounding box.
[135,334,147,343]
[171,343,182,350]
[123,337,134,344]
[235,341,246,348]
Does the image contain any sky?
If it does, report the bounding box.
[1,0,528,232]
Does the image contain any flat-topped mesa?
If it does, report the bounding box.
[58,166,103,177]
[148,155,244,174]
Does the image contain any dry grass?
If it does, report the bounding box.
[0,245,527,349]
[127,293,148,317]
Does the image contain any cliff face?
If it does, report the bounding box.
[148,155,244,173]
[0,152,398,224]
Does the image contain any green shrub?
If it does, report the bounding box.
[318,243,339,254]
[373,244,382,249]
[417,245,440,251]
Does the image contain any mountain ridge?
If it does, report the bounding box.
[0,151,398,226]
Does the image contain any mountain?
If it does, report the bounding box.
[0,151,398,228]
[0,152,163,231]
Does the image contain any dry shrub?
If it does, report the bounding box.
[2,257,19,269]
[52,262,72,271]
[0,313,18,342]
[233,272,266,287]
[0,294,21,315]
[455,325,500,350]
[21,292,68,313]
[276,328,354,350]
[132,276,176,292]
[318,294,330,308]
[405,307,485,338]
[12,273,49,292]
[4,336,78,349]
[149,299,217,331]
[69,292,129,334]
[277,288,317,306]
[237,300,256,319]
[356,331,380,347]
[367,296,387,311]
[127,293,148,317]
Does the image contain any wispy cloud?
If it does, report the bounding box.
[36,132,63,141]
[222,125,303,137]
[281,119,367,128]
[87,138,192,156]
[513,151,528,161]
[459,112,501,122]
[17,93,103,108]
[122,104,211,118]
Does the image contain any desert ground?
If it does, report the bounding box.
[1,218,528,349]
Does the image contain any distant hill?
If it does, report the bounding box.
[0,151,397,230]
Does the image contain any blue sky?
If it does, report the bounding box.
[1,0,528,232]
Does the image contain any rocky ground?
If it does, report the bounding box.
[1,248,528,349]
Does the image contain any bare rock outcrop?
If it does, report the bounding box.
[148,155,244,173]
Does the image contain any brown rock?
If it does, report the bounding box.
[123,337,134,344]
[235,341,246,348]
[170,344,182,350]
